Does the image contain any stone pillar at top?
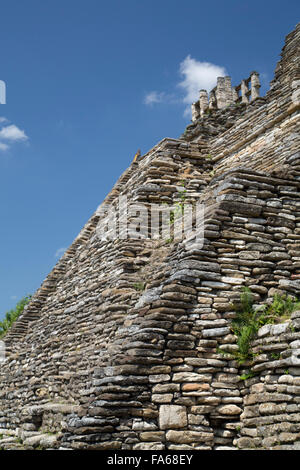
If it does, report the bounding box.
[209,88,217,110]
[199,90,209,115]
[250,71,261,100]
[191,102,200,122]
[215,76,234,109]
[215,77,227,108]
[224,76,234,105]
[241,80,249,104]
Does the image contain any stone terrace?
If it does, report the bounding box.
[0,23,299,450]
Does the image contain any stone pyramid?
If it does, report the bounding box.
[0,23,300,450]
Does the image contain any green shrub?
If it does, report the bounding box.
[264,293,300,320]
[0,296,31,338]
[219,287,300,365]
[228,287,258,364]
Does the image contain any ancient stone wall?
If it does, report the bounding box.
[237,313,300,450]
[0,24,299,450]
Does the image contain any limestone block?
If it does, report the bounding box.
[173,372,211,382]
[166,430,213,444]
[39,434,58,448]
[257,324,272,337]
[290,340,300,349]
[23,434,45,447]
[279,279,300,293]
[152,394,173,404]
[159,405,187,430]
[270,323,290,335]
[140,431,165,442]
[286,349,300,366]
[202,327,231,338]
[133,442,165,450]
[217,405,242,415]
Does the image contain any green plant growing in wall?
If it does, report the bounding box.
[264,293,300,321]
[229,287,259,364]
[167,183,187,226]
[271,352,281,360]
[218,287,300,366]
[239,371,256,381]
[0,295,31,338]
[133,282,146,292]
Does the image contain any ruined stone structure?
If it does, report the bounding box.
[191,71,261,120]
[0,24,299,450]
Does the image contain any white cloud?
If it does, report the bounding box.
[0,142,9,151]
[55,247,67,258]
[0,124,28,142]
[144,91,166,106]
[0,120,29,152]
[178,56,227,105]
[144,91,179,106]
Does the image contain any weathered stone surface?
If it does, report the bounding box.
[140,431,165,442]
[173,372,212,382]
[166,430,213,444]
[202,327,231,338]
[159,405,187,430]
[133,442,165,450]
[217,405,242,416]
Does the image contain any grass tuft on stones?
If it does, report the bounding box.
[133,282,146,292]
[218,287,300,366]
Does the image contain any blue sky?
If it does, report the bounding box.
[0,0,299,318]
